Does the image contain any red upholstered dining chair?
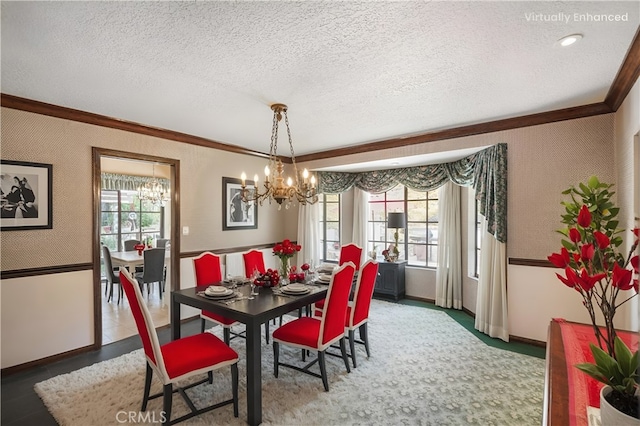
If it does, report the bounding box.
[242,249,273,342]
[243,249,266,278]
[344,259,379,368]
[194,252,241,345]
[119,268,239,425]
[339,243,363,271]
[272,262,356,391]
[314,243,363,312]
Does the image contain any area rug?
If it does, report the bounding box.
[35,300,545,425]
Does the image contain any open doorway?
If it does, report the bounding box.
[92,148,180,348]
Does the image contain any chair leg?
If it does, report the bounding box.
[107,280,113,303]
[348,329,357,368]
[142,362,153,411]
[339,337,351,373]
[223,328,231,346]
[200,318,206,333]
[360,323,371,358]
[207,371,213,384]
[158,281,163,300]
[273,342,280,378]
[162,383,172,426]
[265,322,269,344]
[231,363,239,417]
[318,351,329,391]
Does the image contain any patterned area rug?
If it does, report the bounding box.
[35,300,545,425]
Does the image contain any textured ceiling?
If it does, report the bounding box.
[1,1,638,158]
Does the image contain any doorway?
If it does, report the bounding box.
[92,148,180,348]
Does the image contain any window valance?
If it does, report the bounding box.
[101,173,170,192]
[317,143,507,243]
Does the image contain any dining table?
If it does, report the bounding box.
[171,281,328,426]
[110,249,170,269]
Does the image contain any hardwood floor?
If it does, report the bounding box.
[102,280,169,344]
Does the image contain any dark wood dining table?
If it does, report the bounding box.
[171,282,328,426]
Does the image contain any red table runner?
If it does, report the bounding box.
[553,318,638,426]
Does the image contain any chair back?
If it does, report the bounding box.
[193,252,222,285]
[339,244,363,271]
[124,239,141,251]
[243,249,265,278]
[156,238,170,248]
[102,245,118,283]
[120,267,167,379]
[318,262,355,349]
[142,248,166,283]
[349,260,379,327]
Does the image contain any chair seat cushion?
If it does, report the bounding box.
[161,332,238,380]
[272,317,321,349]
[201,310,237,326]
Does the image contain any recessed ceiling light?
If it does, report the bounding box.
[557,34,583,47]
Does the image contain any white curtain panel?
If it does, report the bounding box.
[352,187,369,266]
[296,202,320,267]
[435,182,462,309]
[474,216,509,342]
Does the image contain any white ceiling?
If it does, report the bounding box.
[1,1,638,162]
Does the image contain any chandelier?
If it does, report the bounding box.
[240,103,318,208]
[138,163,170,206]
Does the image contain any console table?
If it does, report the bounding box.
[373,260,406,301]
[543,319,638,426]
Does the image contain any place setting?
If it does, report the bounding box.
[197,285,238,301]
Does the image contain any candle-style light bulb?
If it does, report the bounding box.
[241,172,246,186]
[303,168,309,179]
[254,174,259,186]
[310,175,316,187]
[287,177,293,187]
[264,165,270,182]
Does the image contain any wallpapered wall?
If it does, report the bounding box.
[0,108,287,271]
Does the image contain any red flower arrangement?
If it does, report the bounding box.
[548,177,639,356]
[273,239,302,278]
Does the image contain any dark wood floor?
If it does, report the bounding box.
[1,319,201,426]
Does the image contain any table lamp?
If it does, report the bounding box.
[387,212,406,261]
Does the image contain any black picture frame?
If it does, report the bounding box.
[222,177,257,230]
[1,160,53,230]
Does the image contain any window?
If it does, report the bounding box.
[100,189,164,252]
[474,198,482,277]
[319,193,340,262]
[368,185,439,267]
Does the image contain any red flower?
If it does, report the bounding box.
[593,231,610,249]
[612,263,633,290]
[572,253,581,263]
[577,205,591,227]
[556,267,577,288]
[548,248,570,268]
[569,228,581,243]
[631,255,639,274]
[633,228,639,244]
[581,244,595,262]
[633,279,638,294]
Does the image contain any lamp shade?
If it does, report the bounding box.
[387,212,406,229]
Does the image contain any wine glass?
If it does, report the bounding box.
[249,268,260,297]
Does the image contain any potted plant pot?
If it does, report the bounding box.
[600,385,640,426]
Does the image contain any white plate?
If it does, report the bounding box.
[282,287,311,295]
[205,287,233,297]
[201,291,236,300]
[318,274,331,282]
[286,283,308,291]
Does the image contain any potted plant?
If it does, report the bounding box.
[576,337,639,423]
[548,176,639,420]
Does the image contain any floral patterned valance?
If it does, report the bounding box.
[101,173,170,192]
[317,143,507,243]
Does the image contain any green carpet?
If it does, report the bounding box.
[397,298,546,359]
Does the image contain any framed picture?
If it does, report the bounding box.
[1,160,53,230]
[222,177,257,230]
